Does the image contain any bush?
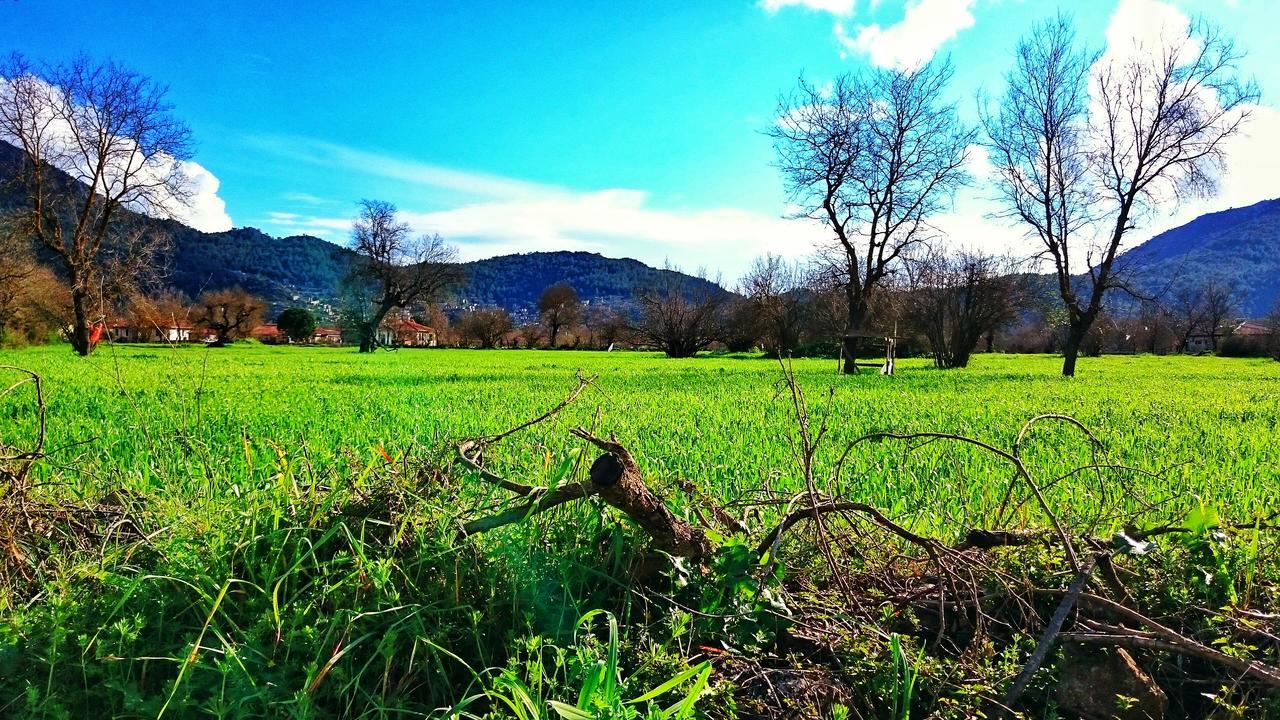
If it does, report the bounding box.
[1217,334,1270,358]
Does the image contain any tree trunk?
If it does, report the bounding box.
[1062,321,1089,377]
[70,289,91,357]
[359,303,395,353]
[548,323,559,349]
[841,301,869,374]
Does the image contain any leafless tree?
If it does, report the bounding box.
[0,53,193,355]
[348,199,463,353]
[1173,278,1239,352]
[516,322,545,349]
[772,62,973,372]
[903,250,1023,369]
[1134,298,1177,354]
[739,254,809,354]
[537,282,581,348]
[985,15,1257,376]
[195,288,264,346]
[457,307,513,349]
[631,265,725,358]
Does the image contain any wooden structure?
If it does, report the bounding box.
[841,330,902,375]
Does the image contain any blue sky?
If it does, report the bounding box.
[2,0,1278,279]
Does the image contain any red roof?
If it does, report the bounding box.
[1235,321,1273,337]
[389,319,433,333]
[251,324,280,337]
[314,326,341,335]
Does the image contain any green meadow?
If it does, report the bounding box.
[1,344,1279,717]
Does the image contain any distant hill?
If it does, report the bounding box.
[1,139,725,316]
[1122,197,1280,316]
[157,228,727,316]
[457,251,726,313]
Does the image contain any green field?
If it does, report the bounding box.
[2,345,1279,718]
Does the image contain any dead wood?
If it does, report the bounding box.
[453,378,713,557]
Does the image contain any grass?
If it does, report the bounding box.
[1,343,1278,718]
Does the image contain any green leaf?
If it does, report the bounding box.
[628,661,711,704]
[549,700,595,720]
[1184,505,1222,534]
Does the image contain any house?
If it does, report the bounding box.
[1187,320,1274,354]
[107,322,193,343]
[250,324,284,344]
[376,318,437,347]
[1233,320,1274,339]
[313,327,343,344]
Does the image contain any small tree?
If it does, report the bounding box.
[517,323,545,349]
[903,251,1022,369]
[457,308,513,349]
[277,307,317,343]
[195,288,264,347]
[0,54,193,356]
[348,200,463,353]
[739,255,809,354]
[631,267,724,358]
[538,283,581,348]
[124,290,190,342]
[721,298,762,353]
[1172,279,1239,352]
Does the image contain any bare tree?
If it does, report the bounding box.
[631,266,724,358]
[903,250,1023,369]
[517,322,545,349]
[348,199,463,353]
[772,62,973,373]
[537,282,581,348]
[1174,279,1239,352]
[457,307,513,349]
[195,288,264,346]
[985,15,1257,376]
[739,254,809,354]
[0,53,193,356]
[1135,298,1177,355]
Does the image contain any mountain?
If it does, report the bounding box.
[157,226,727,316]
[1121,197,1280,316]
[1,139,725,316]
[457,251,726,313]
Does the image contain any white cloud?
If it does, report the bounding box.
[1102,0,1190,62]
[0,75,232,233]
[760,0,855,15]
[1092,0,1280,247]
[245,134,556,202]
[254,137,826,279]
[169,160,233,232]
[836,0,975,69]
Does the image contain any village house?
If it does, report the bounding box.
[376,318,437,347]
[1187,319,1275,354]
[312,327,343,344]
[250,324,283,344]
[108,321,195,343]
[1233,320,1274,339]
